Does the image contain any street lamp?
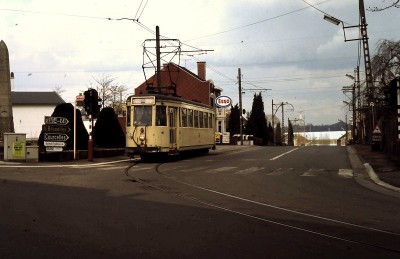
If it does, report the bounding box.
[323,15,342,26]
[323,0,374,143]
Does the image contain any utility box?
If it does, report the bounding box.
[26,146,39,162]
[3,133,26,161]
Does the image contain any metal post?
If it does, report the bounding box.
[238,68,243,146]
[272,99,274,145]
[397,78,400,157]
[88,114,93,161]
[156,26,161,93]
[281,102,285,144]
[74,100,76,160]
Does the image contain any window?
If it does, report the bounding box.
[199,111,204,128]
[204,112,208,128]
[194,110,199,128]
[188,109,193,127]
[127,106,131,127]
[134,106,152,126]
[156,106,167,126]
[209,113,213,128]
[181,108,188,127]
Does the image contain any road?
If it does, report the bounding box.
[1,146,400,258]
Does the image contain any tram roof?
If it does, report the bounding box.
[128,94,214,109]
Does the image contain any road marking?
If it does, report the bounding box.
[301,169,327,177]
[266,168,293,175]
[166,177,400,237]
[97,166,128,171]
[338,169,353,178]
[269,148,299,161]
[234,167,264,175]
[0,159,133,168]
[179,166,209,172]
[208,166,237,174]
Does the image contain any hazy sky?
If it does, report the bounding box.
[1,0,399,125]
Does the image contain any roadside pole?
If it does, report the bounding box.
[397,78,400,158]
[74,100,76,160]
[88,114,93,161]
[238,68,243,146]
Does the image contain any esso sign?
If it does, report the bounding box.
[215,95,232,108]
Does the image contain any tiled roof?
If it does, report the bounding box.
[135,63,214,105]
[11,91,65,105]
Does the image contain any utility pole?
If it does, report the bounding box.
[272,99,274,144]
[238,68,243,146]
[156,26,161,93]
[281,102,285,143]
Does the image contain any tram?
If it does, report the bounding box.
[125,94,216,157]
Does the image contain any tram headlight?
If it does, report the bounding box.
[139,128,145,142]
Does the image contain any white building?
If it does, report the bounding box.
[12,92,65,139]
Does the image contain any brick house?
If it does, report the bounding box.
[135,62,220,106]
[134,61,228,138]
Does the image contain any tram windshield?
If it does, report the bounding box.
[134,106,152,126]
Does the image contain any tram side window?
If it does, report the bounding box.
[209,113,214,128]
[127,106,131,127]
[194,110,199,128]
[181,108,187,127]
[134,106,152,126]
[199,111,204,128]
[204,112,208,128]
[156,106,167,126]
[188,109,193,127]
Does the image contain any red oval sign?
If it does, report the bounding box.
[215,96,232,108]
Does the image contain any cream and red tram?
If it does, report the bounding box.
[126,94,216,157]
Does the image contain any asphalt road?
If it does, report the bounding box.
[1,146,400,258]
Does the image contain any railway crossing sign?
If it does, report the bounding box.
[44,116,69,125]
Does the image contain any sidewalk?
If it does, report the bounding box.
[351,145,400,190]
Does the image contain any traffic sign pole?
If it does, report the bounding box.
[88,114,93,161]
[74,100,77,160]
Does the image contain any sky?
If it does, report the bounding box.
[0,0,399,125]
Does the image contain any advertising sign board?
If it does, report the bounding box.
[215,95,232,108]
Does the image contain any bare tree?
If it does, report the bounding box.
[90,74,128,115]
[368,0,399,11]
[371,39,400,85]
[53,85,65,96]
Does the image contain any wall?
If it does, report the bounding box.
[13,105,57,139]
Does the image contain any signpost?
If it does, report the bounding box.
[44,116,69,125]
[44,141,67,147]
[43,116,69,152]
[42,124,71,134]
[371,125,383,151]
[44,133,69,142]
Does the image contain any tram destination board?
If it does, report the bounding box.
[44,116,69,125]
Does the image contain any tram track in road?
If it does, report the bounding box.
[124,160,400,256]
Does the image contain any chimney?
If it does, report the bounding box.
[197,62,206,80]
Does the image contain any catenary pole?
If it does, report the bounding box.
[238,68,243,146]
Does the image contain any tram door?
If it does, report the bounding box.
[169,107,177,149]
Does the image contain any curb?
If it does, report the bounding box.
[364,163,400,193]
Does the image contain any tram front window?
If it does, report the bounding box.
[134,106,152,126]
[156,106,167,126]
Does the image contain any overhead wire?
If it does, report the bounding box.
[183,0,332,42]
